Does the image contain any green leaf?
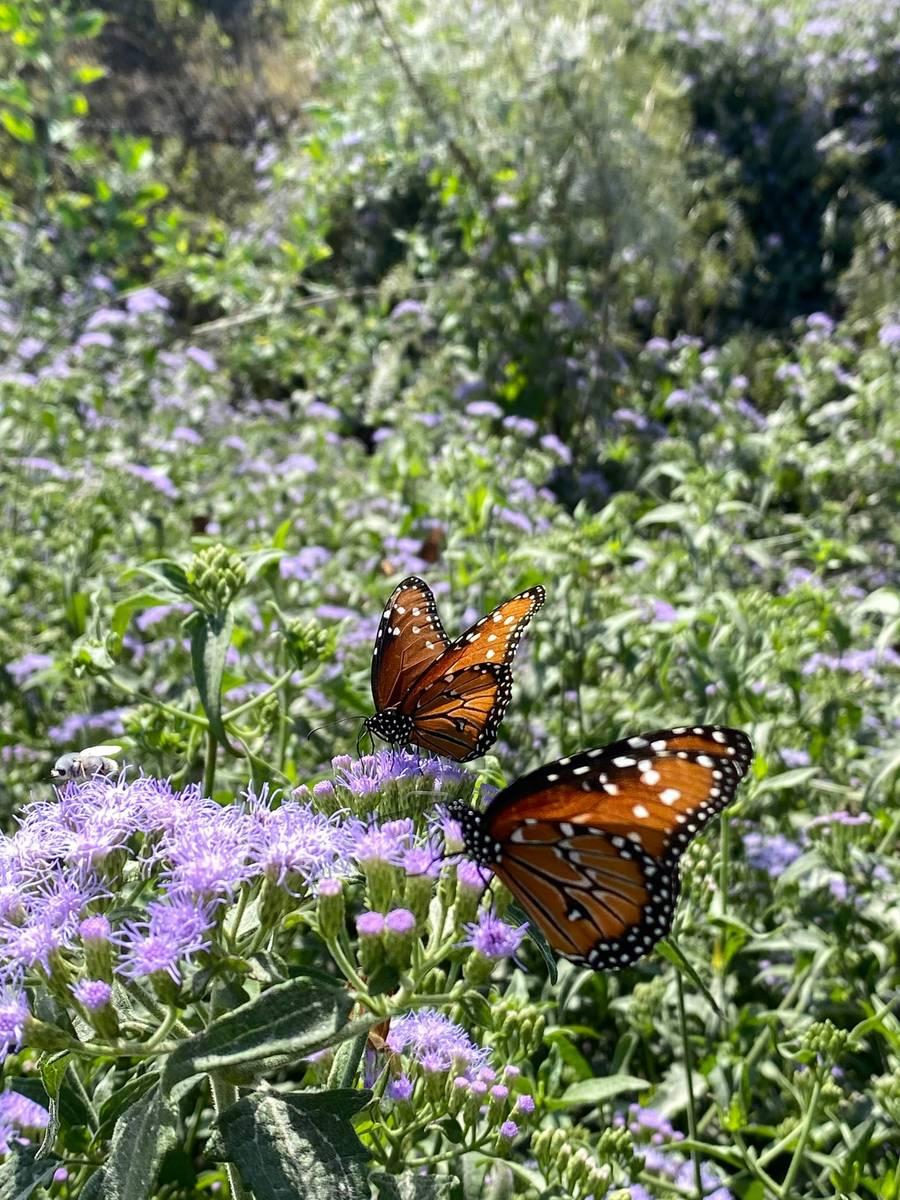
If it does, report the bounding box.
[756,766,819,793]
[0,6,21,34]
[164,978,358,1094]
[128,559,190,597]
[0,1146,63,1200]
[90,1084,178,1200]
[189,608,234,746]
[69,9,105,37]
[244,547,284,582]
[555,1074,649,1107]
[372,1173,457,1200]
[109,592,179,641]
[74,65,105,84]
[0,109,34,143]
[212,1091,368,1200]
[282,1089,372,1119]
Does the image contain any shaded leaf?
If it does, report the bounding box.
[213,1091,368,1200]
[93,1084,178,1200]
[372,1171,457,1199]
[188,608,234,746]
[555,1075,649,1107]
[164,978,359,1095]
[0,1146,62,1200]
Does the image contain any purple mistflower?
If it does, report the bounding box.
[132,778,209,837]
[279,545,332,579]
[0,916,69,972]
[385,908,416,935]
[356,912,385,938]
[515,1094,535,1114]
[496,507,533,535]
[126,288,169,315]
[878,320,900,349]
[121,463,179,500]
[388,1074,414,1101]
[114,906,211,984]
[614,407,649,431]
[781,748,811,768]
[808,810,870,829]
[30,869,104,929]
[14,456,71,480]
[387,1009,487,1074]
[390,299,427,320]
[71,979,112,1011]
[652,599,679,622]
[172,425,202,445]
[79,914,111,945]
[333,749,441,796]
[0,986,29,1062]
[539,433,572,464]
[400,845,440,878]
[135,603,192,631]
[46,708,127,742]
[458,864,494,892]
[185,346,217,372]
[490,1084,509,1101]
[5,653,53,686]
[249,794,352,887]
[0,1091,49,1131]
[77,331,114,350]
[806,312,835,334]
[464,910,527,960]
[466,400,503,419]
[499,1120,519,1139]
[352,821,412,868]
[743,832,802,876]
[502,415,538,437]
[86,307,127,330]
[158,807,255,899]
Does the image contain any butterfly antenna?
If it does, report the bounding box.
[306,715,367,742]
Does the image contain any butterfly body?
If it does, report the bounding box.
[367,576,544,761]
[446,724,752,970]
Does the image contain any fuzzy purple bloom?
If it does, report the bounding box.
[250,796,352,887]
[386,1009,487,1073]
[0,987,29,1061]
[464,911,527,960]
[385,908,416,935]
[743,832,802,876]
[387,1075,414,1101]
[71,979,113,1011]
[499,1119,519,1139]
[0,1091,49,1131]
[356,912,385,937]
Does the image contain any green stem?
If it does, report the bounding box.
[210,1075,251,1200]
[675,970,703,1200]
[779,1078,821,1199]
[203,733,218,797]
[106,672,208,728]
[222,668,294,721]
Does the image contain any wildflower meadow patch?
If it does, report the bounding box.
[1,1,899,1197]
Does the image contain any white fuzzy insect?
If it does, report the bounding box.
[50,744,123,782]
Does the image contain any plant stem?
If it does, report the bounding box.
[203,733,218,797]
[210,1075,251,1200]
[326,1031,368,1089]
[675,969,703,1200]
[779,1078,821,1199]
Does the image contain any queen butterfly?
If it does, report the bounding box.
[366,576,544,761]
[445,724,753,970]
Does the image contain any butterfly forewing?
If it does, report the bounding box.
[371,577,450,712]
[455,724,753,970]
[368,578,544,761]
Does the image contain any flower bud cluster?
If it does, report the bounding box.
[284,619,335,669]
[187,543,246,611]
[532,1128,619,1200]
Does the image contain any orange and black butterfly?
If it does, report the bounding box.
[445,725,752,969]
[366,576,545,761]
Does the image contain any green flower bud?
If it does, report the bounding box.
[285,619,336,670]
[315,879,346,942]
[150,970,181,1006]
[384,909,417,971]
[258,878,290,931]
[403,871,435,924]
[362,861,401,914]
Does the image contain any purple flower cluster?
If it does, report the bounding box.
[743,832,803,876]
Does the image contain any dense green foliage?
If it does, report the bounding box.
[0,2,898,1198]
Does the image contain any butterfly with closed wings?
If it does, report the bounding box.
[445,724,753,970]
[366,576,545,762]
